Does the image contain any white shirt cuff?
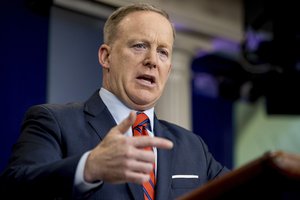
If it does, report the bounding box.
[74,151,102,194]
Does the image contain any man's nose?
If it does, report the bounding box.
[143,49,157,68]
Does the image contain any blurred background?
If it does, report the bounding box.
[1,0,300,172]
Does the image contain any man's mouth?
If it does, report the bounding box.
[137,74,156,84]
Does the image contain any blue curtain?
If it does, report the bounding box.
[191,54,237,169]
[0,1,49,172]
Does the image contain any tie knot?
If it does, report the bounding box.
[133,112,151,132]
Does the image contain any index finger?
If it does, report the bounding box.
[132,136,173,150]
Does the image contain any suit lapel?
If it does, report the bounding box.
[84,90,144,199]
[84,90,116,140]
[127,183,144,200]
[154,117,175,200]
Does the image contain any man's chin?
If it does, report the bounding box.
[130,98,156,111]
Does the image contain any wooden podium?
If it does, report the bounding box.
[177,151,300,200]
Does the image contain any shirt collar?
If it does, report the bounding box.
[99,88,154,135]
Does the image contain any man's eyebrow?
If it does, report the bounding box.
[127,39,145,43]
[127,39,151,45]
[127,39,172,49]
[158,42,172,51]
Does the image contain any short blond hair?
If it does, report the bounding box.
[103,3,176,44]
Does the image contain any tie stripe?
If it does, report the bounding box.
[132,112,155,200]
[149,178,155,188]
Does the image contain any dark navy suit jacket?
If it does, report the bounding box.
[0,90,229,199]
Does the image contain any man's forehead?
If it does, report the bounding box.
[118,12,173,38]
[119,11,169,27]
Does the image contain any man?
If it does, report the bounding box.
[0,3,229,200]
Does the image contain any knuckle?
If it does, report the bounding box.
[123,170,131,180]
[122,159,131,168]
[144,163,153,173]
[124,147,133,159]
[146,150,155,160]
[149,137,157,146]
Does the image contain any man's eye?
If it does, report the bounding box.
[158,49,169,57]
[133,43,146,49]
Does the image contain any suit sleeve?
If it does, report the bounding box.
[0,105,83,199]
[196,135,230,179]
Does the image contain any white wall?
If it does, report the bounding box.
[234,98,300,167]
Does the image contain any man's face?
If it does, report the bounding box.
[100,11,174,110]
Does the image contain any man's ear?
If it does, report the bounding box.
[98,44,111,69]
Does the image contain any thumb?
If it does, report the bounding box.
[114,111,136,135]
